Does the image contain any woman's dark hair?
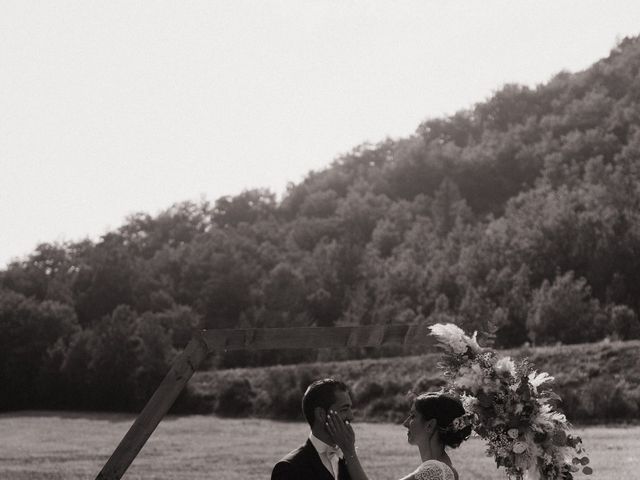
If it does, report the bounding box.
[302,378,349,427]
[413,392,471,448]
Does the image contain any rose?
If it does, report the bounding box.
[452,417,464,430]
[507,428,519,439]
[512,441,528,454]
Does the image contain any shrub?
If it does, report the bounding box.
[412,375,447,394]
[527,272,606,344]
[258,368,305,420]
[352,380,384,405]
[609,305,640,340]
[0,290,79,410]
[149,305,202,349]
[131,314,176,408]
[556,376,639,421]
[215,378,255,417]
[192,340,640,423]
[363,393,410,423]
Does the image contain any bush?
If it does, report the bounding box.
[132,313,176,408]
[148,305,202,349]
[527,272,606,344]
[363,393,410,423]
[59,304,179,411]
[412,374,447,394]
[0,290,79,410]
[215,378,255,416]
[192,340,640,423]
[578,377,639,420]
[352,380,384,405]
[609,305,640,340]
[255,368,305,420]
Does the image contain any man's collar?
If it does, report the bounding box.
[309,432,341,455]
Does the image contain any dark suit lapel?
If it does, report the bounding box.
[302,439,335,480]
[338,458,351,480]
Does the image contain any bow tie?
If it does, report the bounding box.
[324,446,343,460]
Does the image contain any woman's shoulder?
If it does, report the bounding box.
[412,460,456,480]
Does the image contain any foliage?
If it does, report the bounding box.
[429,323,592,479]
[191,340,640,424]
[526,272,607,345]
[215,378,255,417]
[0,289,79,409]
[5,37,640,411]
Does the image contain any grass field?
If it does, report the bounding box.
[1,412,637,479]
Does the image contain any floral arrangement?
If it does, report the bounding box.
[429,323,592,480]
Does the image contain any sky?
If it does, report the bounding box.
[2,1,640,267]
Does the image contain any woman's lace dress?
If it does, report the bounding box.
[414,460,455,480]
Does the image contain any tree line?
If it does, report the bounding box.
[3,36,640,411]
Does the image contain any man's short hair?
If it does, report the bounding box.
[302,378,349,427]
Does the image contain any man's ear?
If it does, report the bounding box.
[314,406,327,425]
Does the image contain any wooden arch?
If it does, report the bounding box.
[95,324,437,480]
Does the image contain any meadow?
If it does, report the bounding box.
[1,412,637,480]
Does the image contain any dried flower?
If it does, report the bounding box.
[512,441,528,454]
[495,357,516,376]
[429,322,592,479]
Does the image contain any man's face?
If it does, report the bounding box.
[328,390,354,424]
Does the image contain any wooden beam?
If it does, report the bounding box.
[96,333,208,480]
[201,323,436,353]
[95,324,436,480]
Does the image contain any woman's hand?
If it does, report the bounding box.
[327,411,369,480]
[326,410,356,454]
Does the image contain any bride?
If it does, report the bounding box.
[327,391,471,480]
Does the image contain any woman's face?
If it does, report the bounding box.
[402,403,430,445]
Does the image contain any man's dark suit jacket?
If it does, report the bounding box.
[271,439,352,480]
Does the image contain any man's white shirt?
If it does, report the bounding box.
[309,433,342,479]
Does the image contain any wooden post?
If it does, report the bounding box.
[95,324,436,479]
[95,333,208,480]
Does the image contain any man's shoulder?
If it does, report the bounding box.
[272,443,313,479]
[276,441,312,464]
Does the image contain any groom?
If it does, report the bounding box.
[271,378,354,480]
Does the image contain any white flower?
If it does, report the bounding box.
[461,395,479,410]
[528,371,554,392]
[465,330,482,353]
[429,323,481,354]
[508,428,519,439]
[495,356,516,376]
[455,364,485,394]
[531,404,568,436]
[513,441,528,454]
[452,338,468,354]
[452,416,467,430]
[525,469,543,480]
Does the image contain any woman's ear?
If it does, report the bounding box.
[425,418,437,433]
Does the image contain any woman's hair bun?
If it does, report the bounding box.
[413,392,471,448]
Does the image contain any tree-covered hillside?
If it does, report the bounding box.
[3,36,640,411]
